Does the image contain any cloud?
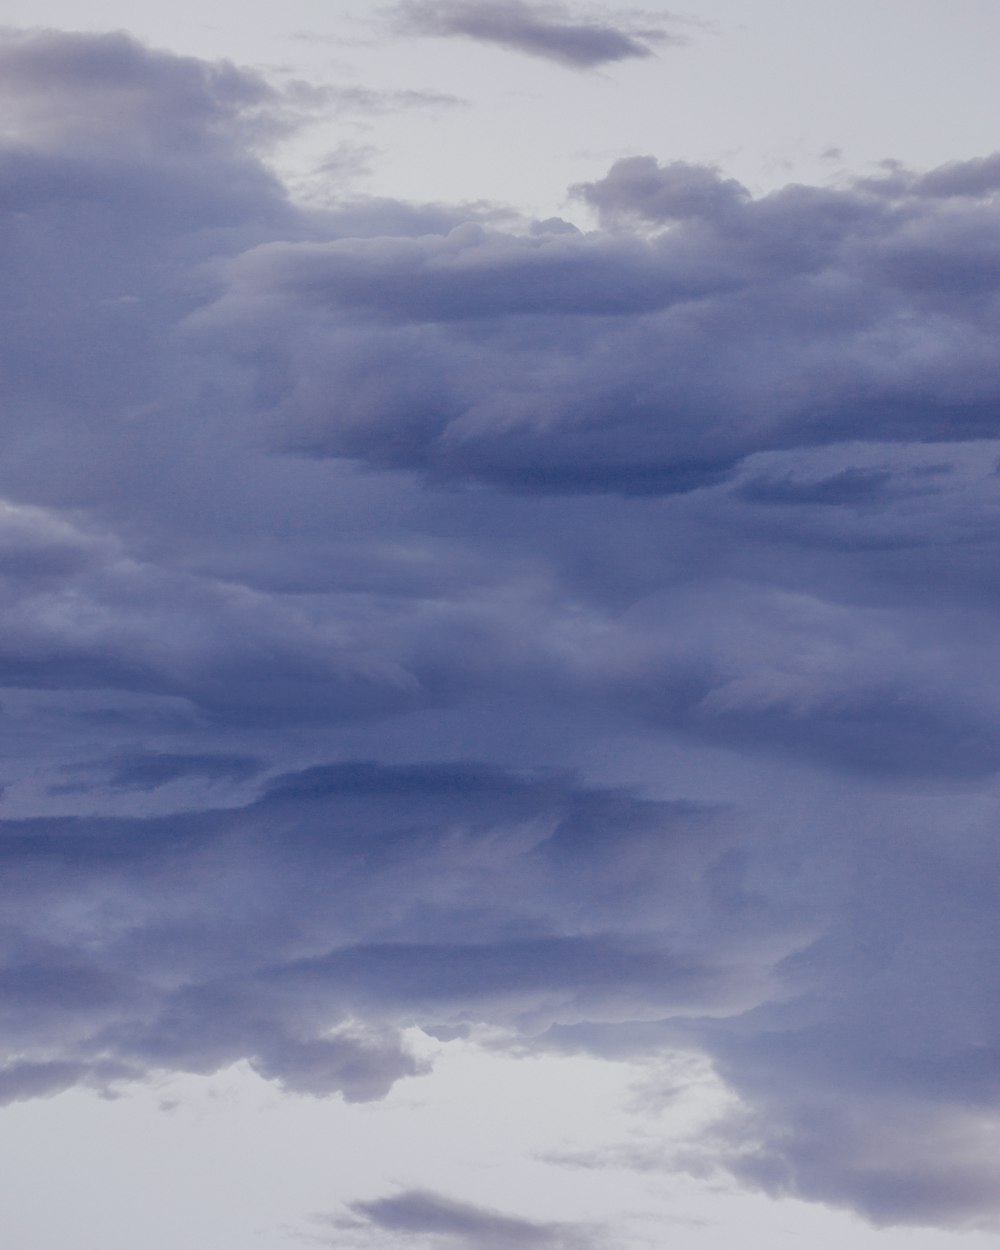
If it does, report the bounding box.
[0,762,745,1104]
[2,27,1000,1231]
[0,522,425,724]
[4,748,997,1227]
[324,84,466,116]
[707,1097,1000,1229]
[51,750,266,794]
[394,1,675,68]
[339,1188,598,1247]
[0,27,302,155]
[573,154,750,223]
[186,156,1000,500]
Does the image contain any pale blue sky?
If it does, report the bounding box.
[6,0,1000,213]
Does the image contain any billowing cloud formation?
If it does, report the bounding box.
[395,0,672,68]
[2,27,1000,1234]
[190,154,1000,497]
[0,762,744,1099]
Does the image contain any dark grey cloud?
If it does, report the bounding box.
[0,762,744,1104]
[4,747,997,1228]
[395,1,675,68]
[573,154,750,223]
[187,156,1000,500]
[0,530,427,725]
[2,27,1000,1234]
[681,809,1000,1227]
[341,1188,596,1247]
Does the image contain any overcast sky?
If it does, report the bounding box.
[2,3,1000,1248]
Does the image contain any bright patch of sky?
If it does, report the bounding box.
[3,1040,998,1250]
[5,1,1000,214]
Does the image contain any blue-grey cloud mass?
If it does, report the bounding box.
[1,26,1000,1235]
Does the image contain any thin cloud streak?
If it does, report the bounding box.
[341,1187,602,1247]
[394,0,678,68]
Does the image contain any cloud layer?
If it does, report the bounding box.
[2,27,1000,1233]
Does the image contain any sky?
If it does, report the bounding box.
[1,2,1000,1248]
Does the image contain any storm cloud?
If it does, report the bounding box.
[2,26,1000,1234]
[188,155,1000,498]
